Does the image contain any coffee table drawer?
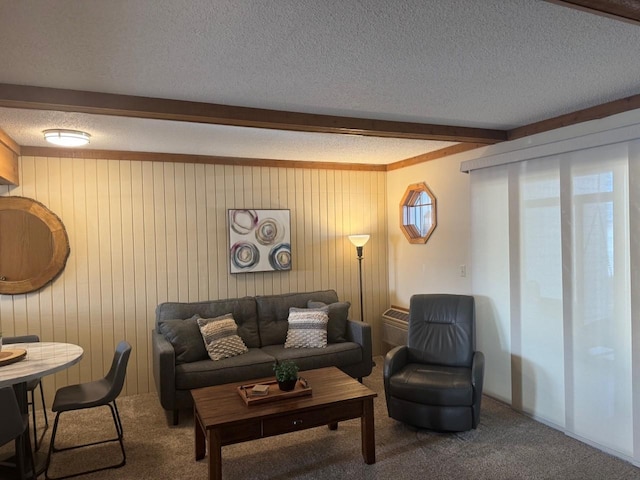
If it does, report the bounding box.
[220,420,262,445]
[262,401,363,436]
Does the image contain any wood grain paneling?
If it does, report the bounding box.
[0,155,388,402]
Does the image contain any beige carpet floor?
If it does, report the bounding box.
[3,356,640,479]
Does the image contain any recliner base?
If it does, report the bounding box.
[387,396,475,432]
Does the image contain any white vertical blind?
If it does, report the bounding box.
[471,140,637,463]
[567,146,632,456]
[470,165,512,404]
[517,158,565,427]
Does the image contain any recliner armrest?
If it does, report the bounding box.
[472,351,485,398]
[471,350,485,429]
[383,345,409,395]
[384,345,408,377]
[152,329,176,411]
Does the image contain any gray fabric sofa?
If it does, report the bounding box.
[152,289,373,424]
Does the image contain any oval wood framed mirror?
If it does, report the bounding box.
[0,196,70,294]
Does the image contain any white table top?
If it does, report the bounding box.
[0,342,84,387]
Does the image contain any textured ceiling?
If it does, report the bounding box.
[0,0,639,164]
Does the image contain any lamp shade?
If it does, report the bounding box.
[43,129,91,147]
[348,234,370,247]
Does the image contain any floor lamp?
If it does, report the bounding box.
[348,234,370,322]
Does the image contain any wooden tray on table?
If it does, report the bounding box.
[0,348,27,366]
[237,377,312,406]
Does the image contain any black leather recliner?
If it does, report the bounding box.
[383,294,484,431]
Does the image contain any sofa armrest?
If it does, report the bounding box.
[346,320,373,357]
[152,328,176,411]
[345,319,372,364]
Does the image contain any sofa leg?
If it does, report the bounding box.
[172,409,179,426]
[358,377,363,383]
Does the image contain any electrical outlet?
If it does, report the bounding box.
[459,264,467,277]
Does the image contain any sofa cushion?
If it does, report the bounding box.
[255,290,339,346]
[197,313,249,361]
[158,315,207,364]
[284,307,329,348]
[175,348,276,390]
[261,342,362,373]
[307,300,350,343]
[156,296,260,348]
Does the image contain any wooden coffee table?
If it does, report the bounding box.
[192,366,377,480]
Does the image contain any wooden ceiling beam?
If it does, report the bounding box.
[508,92,640,140]
[0,127,20,156]
[0,84,506,144]
[544,0,640,26]
[0,127,19,185]
[386,143,486,171]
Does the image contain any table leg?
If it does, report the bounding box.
[194,409,205,461]
[361,398,375,464]
[208,428,222,480]
[1,383,42,478]
[328,422,338,430]
[12,382,28,413]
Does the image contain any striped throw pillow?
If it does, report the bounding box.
[284,307,329,348]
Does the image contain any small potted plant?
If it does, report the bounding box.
[273,359,299,391]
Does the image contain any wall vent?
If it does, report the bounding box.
[381,305,409,347]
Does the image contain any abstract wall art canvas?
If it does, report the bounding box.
[228,209,292,273]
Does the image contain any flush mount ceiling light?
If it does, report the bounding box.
[43,129,91,147]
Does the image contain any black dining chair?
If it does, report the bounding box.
[0,386,36,480]
[44,340,132,480]
[3,334,49,451]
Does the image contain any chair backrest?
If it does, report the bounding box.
[3,334,40,344]
[0,387,26,446]
[407,294,475,368]
[103,340,132,403]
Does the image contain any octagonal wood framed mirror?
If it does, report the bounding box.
[0,196,70,294]
[399,182,437,244]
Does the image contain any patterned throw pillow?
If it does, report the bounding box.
[307,300,350,343]
[197,313,248,361]
[284,307,329,348]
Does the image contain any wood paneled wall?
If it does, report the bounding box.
[0,156,388,401]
